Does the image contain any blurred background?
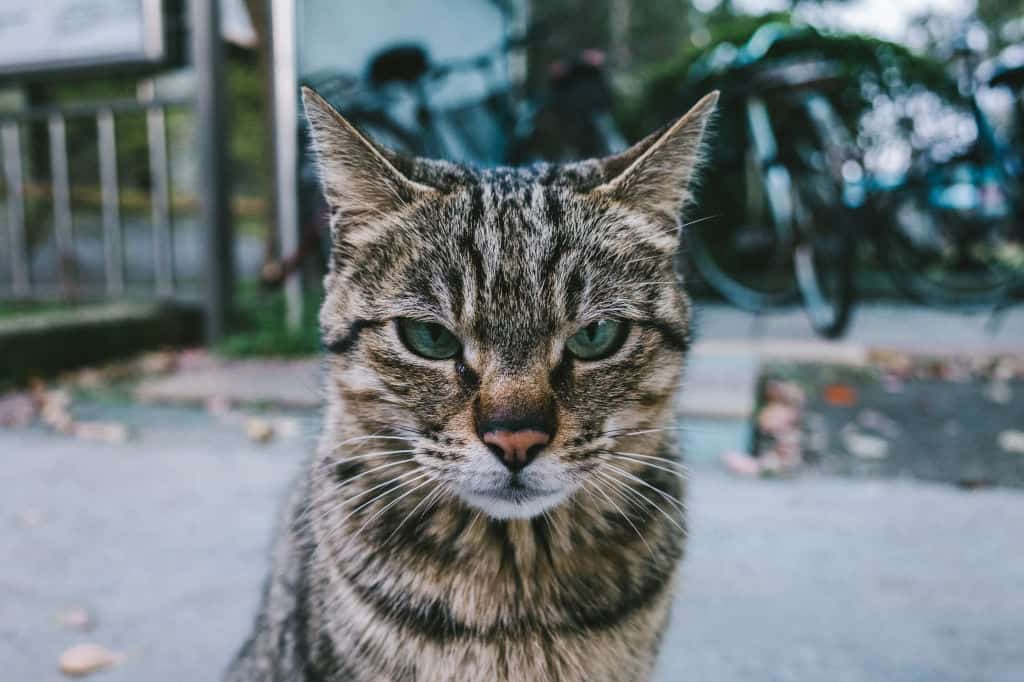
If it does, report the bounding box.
[1,1,1022,681]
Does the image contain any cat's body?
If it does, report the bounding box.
[227,88,717,682]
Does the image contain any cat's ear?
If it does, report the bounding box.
[592,91,718,221]
[301,87,435,222]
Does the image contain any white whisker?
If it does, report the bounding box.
[600,452,687,480]
[582,479,654,555]
[600,463,686,515]
[595,469,687,537]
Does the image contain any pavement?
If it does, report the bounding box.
[2,302,1023,681]
[1,402,1022,682]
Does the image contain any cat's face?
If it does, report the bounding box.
[305,88,716,519]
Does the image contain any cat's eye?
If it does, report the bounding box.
[565,320,629,361]
[396,319,461,360]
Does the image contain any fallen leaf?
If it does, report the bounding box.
[58,643,122,677]
[840,425,889,459]
[16,509,45,528]
[246,418,275,444]
[823,383,858,407]
[205,395,233,416]
[757,403,799,434]
[0,391,36,428]
[983,380,1012,405]
[997,430,1024,455]
[56,608,94,631]
[857,409,901,439]
[71,422,130,444]
[763,380,806,407]
[722,451,761,477]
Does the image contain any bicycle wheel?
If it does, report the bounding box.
[789,95,856,338]
[791,173,855,338]
[687,146,800,311]
[879,184,1022,309]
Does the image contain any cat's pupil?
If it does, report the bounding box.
[585,322,600,340]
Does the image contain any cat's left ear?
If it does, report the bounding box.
[592,91,718,222]
[301,86,435,223]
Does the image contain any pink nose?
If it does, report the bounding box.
[482,429,550,472]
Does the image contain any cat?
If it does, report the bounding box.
[225,86,717,682]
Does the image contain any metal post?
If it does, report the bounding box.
[139,79,175,297]
[48,114,75,298]
[1,121,29,297]
[190,0,234,342]
[97,109,125,297]
[270,0,303,331]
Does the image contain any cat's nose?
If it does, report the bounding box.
[481,428,551,472]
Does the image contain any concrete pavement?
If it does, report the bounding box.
[2,401,1022,682]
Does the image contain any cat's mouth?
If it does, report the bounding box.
[459,477,571,519]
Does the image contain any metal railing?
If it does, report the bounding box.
[0,84,191,302]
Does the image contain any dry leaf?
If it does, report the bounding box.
[757,404,799,434]
[0,391,36,428]
[71,421,130,444]
[56,608,94,631]
[841,424,889,459]
[246,418,275,444]
[138,351,177,375]
[823,383,858,407]
[997,430,1024,455]
[58,643,122,677]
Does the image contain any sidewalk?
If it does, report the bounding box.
[2,408,1021,682]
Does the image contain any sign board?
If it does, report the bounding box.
[0,0,171,77]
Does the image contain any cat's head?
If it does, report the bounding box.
[304,87,717,519]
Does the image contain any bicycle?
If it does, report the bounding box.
[262,31,627,286]
[675,23,1024,338]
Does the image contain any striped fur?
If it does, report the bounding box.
[226,88,718,682]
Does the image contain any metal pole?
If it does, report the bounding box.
[190,0,234,342]
[97,109,125,298]
[48,114,75,298]
[270,0,302,331]
[1,121,29,298]
[139,79,175,298]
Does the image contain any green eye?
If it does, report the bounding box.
[565,320,629,361]
[396,319,461,360]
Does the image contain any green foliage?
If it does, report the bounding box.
[216,281,322,358]
[621,13,959,139]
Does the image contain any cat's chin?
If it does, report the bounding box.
[458,485,573,520]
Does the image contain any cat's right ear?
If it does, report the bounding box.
[301,87,435,225]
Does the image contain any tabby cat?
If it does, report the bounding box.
[226,86,718,682]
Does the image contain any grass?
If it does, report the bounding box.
[216,280,323,358]
[0,301,76,320]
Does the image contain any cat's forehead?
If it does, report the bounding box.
[371,170,675,359]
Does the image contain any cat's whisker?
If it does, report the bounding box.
[679,214,719,230]
[324,457,418,488]
[599,452,688,480]
[599,463,687,515]
[352,476,437,542]
[385,480,448,545]
[328,434,418,455]
[581,478,654,556]
[302,460,411,525]
[329,449,417,465]
[310,467,426,528]
[606,425,715,438]
[629,281,678,287]
[594,469,687,538]
[324,471,435,545]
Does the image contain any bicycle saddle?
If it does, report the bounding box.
[367,44,431,86]
[990,62,1024,90]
